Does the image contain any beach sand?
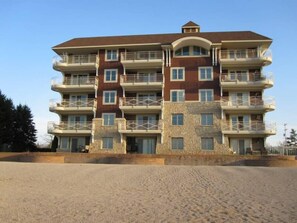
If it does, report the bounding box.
[0,162,296,222]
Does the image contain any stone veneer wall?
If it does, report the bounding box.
[157,101,230,154]
[88,118,125,153]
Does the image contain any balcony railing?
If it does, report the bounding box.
[119,97,163,107]
[222,121,276,132]
[118,120,163,131]
[51,76,96,86]
[221,49,257,59]
[50,99,96,109]
[120,73,163,84]
[121,51,163,62]
[48,121,92,132]
[220,49,272,65]
[53,54,97,65]
[221,72,273,83]
[221,96,275,108]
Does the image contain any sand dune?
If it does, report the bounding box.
[0,162,296,222]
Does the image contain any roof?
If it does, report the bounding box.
[182,21,199,27]
[52,31,272,50]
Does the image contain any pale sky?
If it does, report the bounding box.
[0,0,296,145]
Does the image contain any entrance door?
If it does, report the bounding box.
[71,138,78,152]
[231,115,249,131]
[230,139,251,155]
[71,137,86,152]
[68,115,87,129]
[238,140,245,155]
[137,115,157,130]
[230,92,249,106]
[70,95,87,107]
[138,72,157,82]
[137,93,156,106]
[142,138,156,154]
[135,138,156,154]
[71,74,88,85]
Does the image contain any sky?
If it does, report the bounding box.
[0,0,296,146]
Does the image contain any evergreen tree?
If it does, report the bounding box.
[289,129,297,143]
[0,91,15,148]
[12,104,37,152]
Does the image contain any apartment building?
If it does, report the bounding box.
[48,21,275,155]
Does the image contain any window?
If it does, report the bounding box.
[103,91,117,104]
[193,46,207,55]
[60,137,69,149]
[199,67,213,81]
[175,46,208,56]
[70,74,89,85]
[171,68,185,81]
[172,138,184,150]
[201,138,214,150]
[102,113,115,126]
[201,113,213,126]
[105,49,118,61]
[172,114,184,125]
[102,137,113,149]
[104,69,118,82]
[175,46,190,56]
[199,89,213,102]
[171,90,185,102]
[229,71,248,82]
[73,55,88,63]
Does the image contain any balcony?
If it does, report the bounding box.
[49,99,96,114]
[120,51,163,68]
[221,121,276,137]
[48,121,92,135]
[220,49,272,67]
[221,96,275,113]
[119,97,163,114]
[220,72,274,90]
[51,76,97,93]
[118,120,163,135]
[53,54,99,71]
[120,73,163,91]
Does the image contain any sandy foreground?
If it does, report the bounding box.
[0,162,296,223]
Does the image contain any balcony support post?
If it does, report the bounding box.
[215,47,218,65]
[168,49,171,66]
[212,48,215,66]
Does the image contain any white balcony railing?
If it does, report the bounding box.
[53,54,97,66]
[121,51,163,62]
[48,121,92,132]
[221,72,274,83]
[220,49,272,64]
[221,96,275,108]
[120,73,163,84]
[51,76,96,86]
[222,121,276,132]
[118,120,163,131]
[119,97,163,107]
[49,99,96,109]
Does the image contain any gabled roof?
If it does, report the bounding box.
[182,21,199,27]
[52,31,272,50]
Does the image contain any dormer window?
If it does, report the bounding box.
[175,46,208,57]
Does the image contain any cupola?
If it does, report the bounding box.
[182,21,200,33]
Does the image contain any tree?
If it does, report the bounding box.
[0,91,15,149]
[289,129,297,143]
[12,104,37,152]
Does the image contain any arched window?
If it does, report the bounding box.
[175,46,208,57]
